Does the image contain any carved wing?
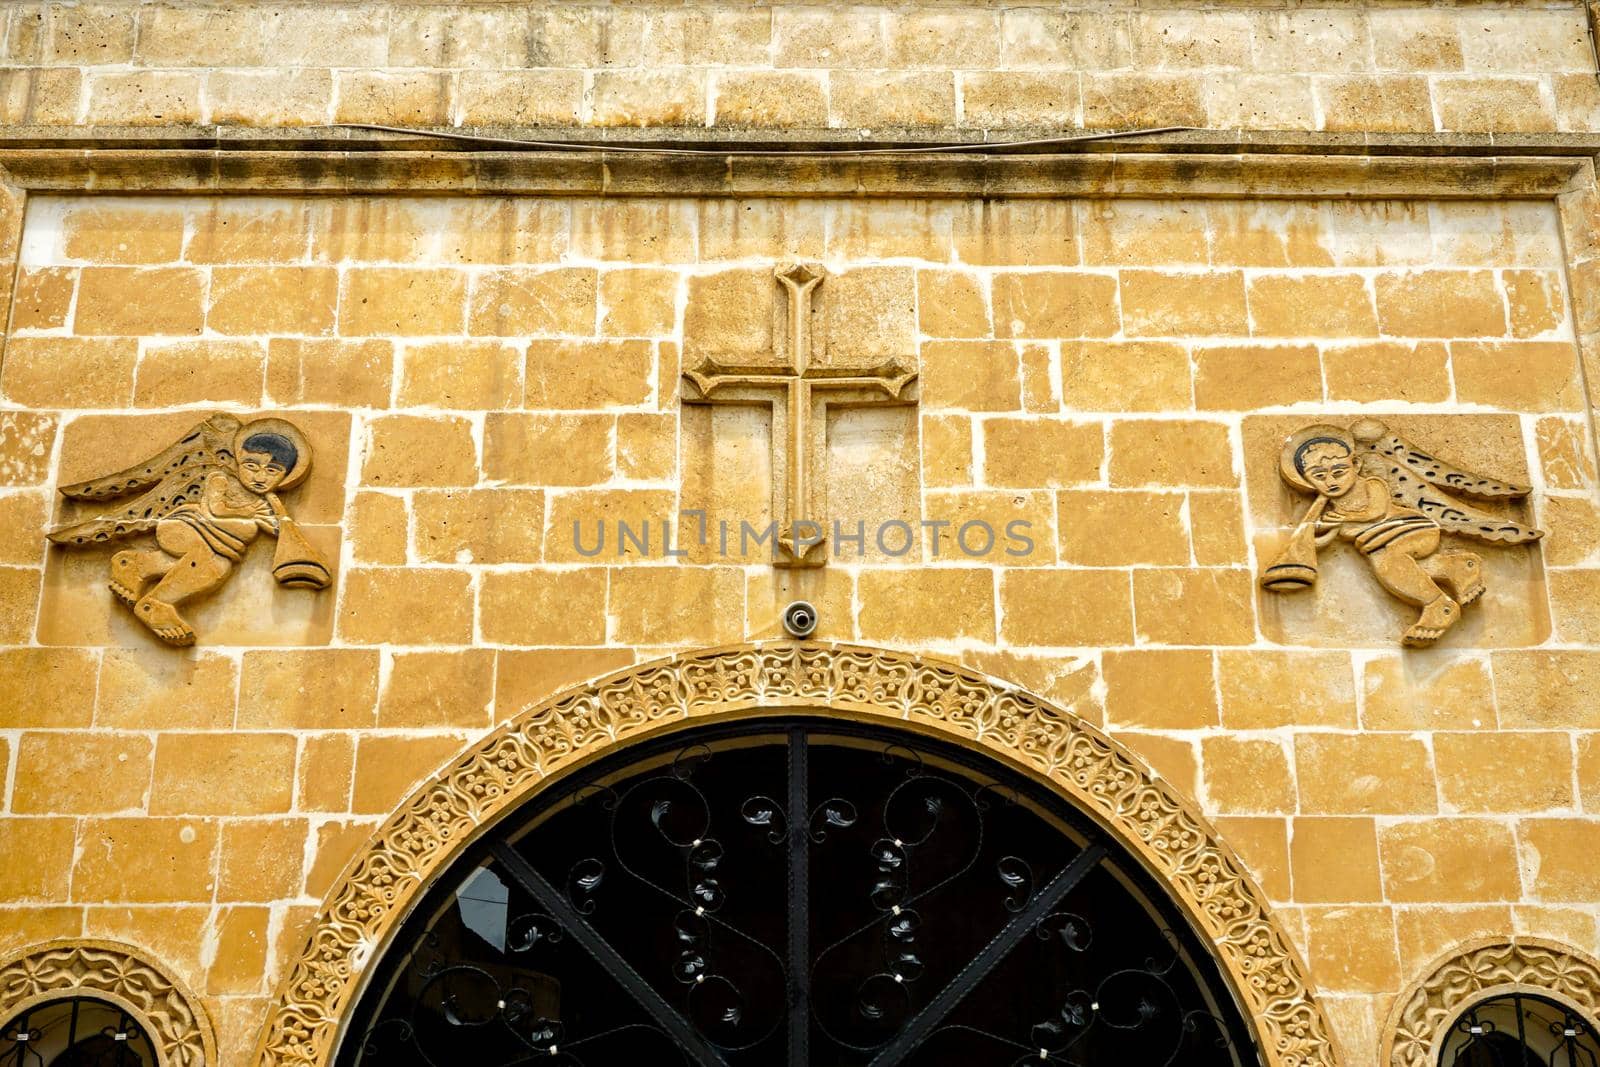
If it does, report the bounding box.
[48,414,242,547]
[1354,420,1543,544]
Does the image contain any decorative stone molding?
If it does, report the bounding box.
[0,939,217,1067]
[0,141,1589,200]
[253,642,1337,1067]
[1384,937,1600,1067]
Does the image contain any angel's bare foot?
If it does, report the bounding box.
[133,596,196,646]
[1436,550,1485,607]
[109,552,147,607]
[1403,596,1460,647]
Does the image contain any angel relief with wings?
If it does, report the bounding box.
[48,413,333,646]
[1260,419,1543,647]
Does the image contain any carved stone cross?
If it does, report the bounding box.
[682,264,918,567]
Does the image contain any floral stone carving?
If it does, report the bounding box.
[48,413,332,647]
[1259,418,1543,647]
[0,939,217,1067]
[253,642,1336,1067]
[1383,938,1600,1067]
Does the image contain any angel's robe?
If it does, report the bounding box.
[1314,475,1437,556]
[166,471,277,562]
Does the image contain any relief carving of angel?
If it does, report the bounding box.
[1260,418,1543,647]
[48,413,333,647]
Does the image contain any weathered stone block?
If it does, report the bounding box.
[484,412,615,486]
[208,267,337,336]
[341,268,467,337]
[62,203,184,264]
[1109,420,1234,487]
[599,268,678,338]
[1302,908,1401,993]
[413,488,545,564]
[134,340,265,407]
[97,650,236,730]
[151,733,297,815]
[11,732,152,814]
[1435,732,1573,812]
[1380,819,1523,901]
[992,272,1118,339]
[983,418,1101,487]
[1121,270,1247,337]
[266,339,394,409]
[1102,648,1217,729]
[713,71,827,128]
[1292,818,1383,903]
[1058,490,1187,566]
[1133,568,1255,645]
[11,267,73,330]
[380,649,496,728]
[920,340,1020,411]
[338,567,474,645]
[296,734,355,813]
[399,340,523,409]
[479,569,608,645]
[610,566,745,645]
[361,415,478,487]
[1060,341,1192,412]
[218,819,308,901]
[239,649,378,729]
[999,569,1131,647]
[493,649,635,722]
[0,819,76,902]
[1193,344,1322,410]
[1296,734,1437,815]
[352,735,470,814]
[1452,341,1583,412]
[1374,270,1507,337]
[1203,737,1295,814]
[334,71,450,126]
[526,340,654,409]
[545,489,678,563]
[73,818,218,903]
[75,267,203,336]
[470,267,597,337]
[1322,342,1451,404]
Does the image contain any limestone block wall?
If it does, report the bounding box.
[0,188,1598,1064]
[0,1,1596,134]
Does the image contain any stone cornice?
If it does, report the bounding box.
[0,127,1590,199]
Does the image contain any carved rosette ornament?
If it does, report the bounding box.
[253,642,1336,1067]
[1384,938,1600,1067]
[0,939,216,1067]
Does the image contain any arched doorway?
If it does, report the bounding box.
[338,718,1257,1065]
[253,644,1337,1067]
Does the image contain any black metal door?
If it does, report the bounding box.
[341,720,1260,1066]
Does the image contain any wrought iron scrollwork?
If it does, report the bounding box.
[339,722,1259,1067]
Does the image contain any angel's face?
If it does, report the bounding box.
[239,450,288,493]
[1301,443,1358,498]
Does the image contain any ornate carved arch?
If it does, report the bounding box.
[253,642,1338,1067]
[0,938,216,1067]
[1383,936,1600,1066]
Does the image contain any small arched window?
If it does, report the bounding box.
[0,997,157,1067]
[1441,993,1600,1067]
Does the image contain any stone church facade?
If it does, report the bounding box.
[3,3,1600,1066]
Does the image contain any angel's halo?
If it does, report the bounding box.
[235,417,313,491]
[1278,423,1356,493]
